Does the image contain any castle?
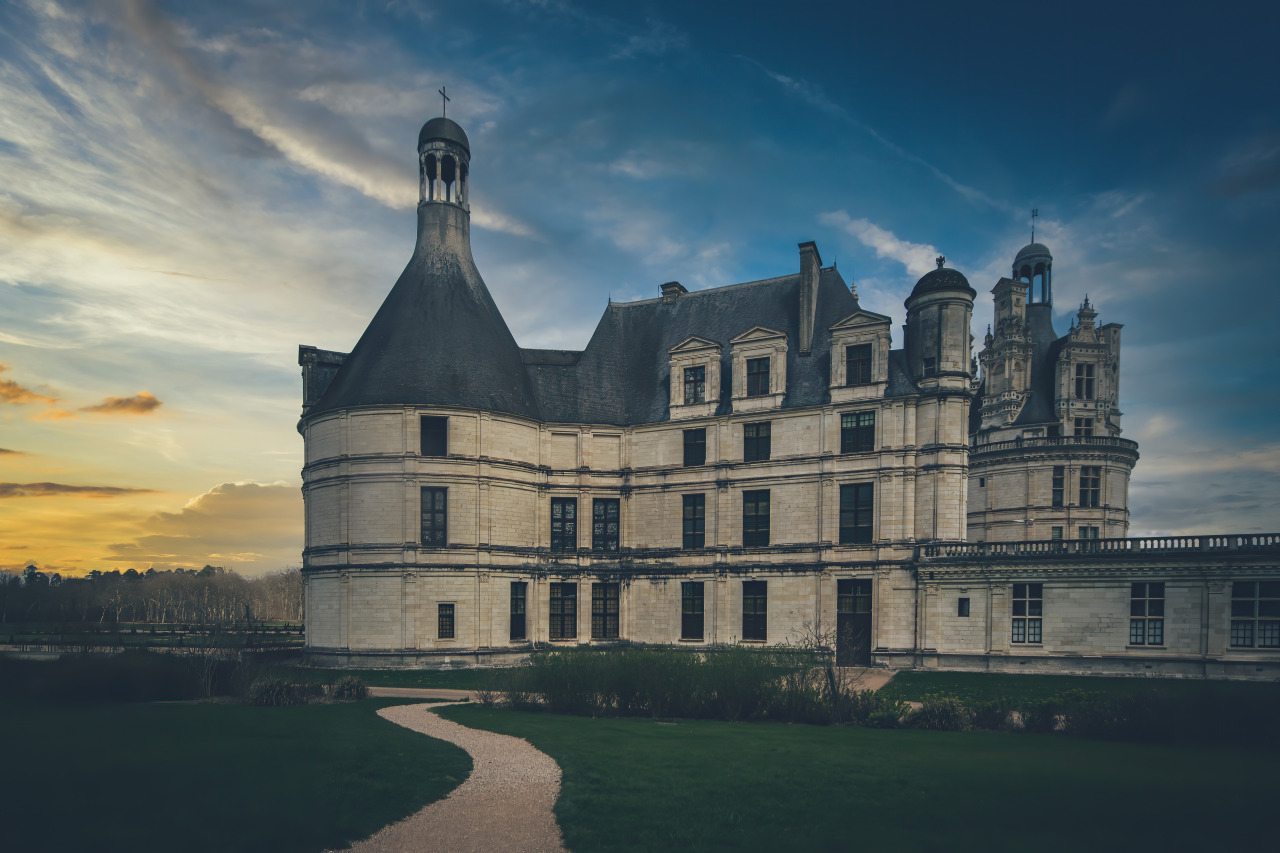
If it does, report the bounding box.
[297,116,1278,677]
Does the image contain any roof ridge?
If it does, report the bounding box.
[613,271,800,308]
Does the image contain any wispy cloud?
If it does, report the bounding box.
[819,211,940,278]
[81,391,163,415]
[0,482,157,499]
[0,364,58,405]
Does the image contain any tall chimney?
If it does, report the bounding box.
[798,241,822,354]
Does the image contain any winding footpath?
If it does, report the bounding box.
[335,702,568,853]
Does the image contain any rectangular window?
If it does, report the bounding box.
[1230,581,1280,648]
[840,410,876,454]
[1129,582,1164,646]
[682,494,706,549]
[839,483,874,545]
[837,579,872,614]
[1074,417,1094,437]
[1074,363,1096,400]
[958,597,971,618]
[681,581,704,640]
[437,602,455,639]
[684,365,706,405]
[549,582,577,640]
[550,498,577,553]
[742,580,767,641]
[1051,466,1065,508]
[1050,526,1064,540]
[1079,466,1101,507]
[1011,582,1043,644]
[742,490,770,547]
[591,498,620,552]
[743,421,771,462]
[846,343,872,386]
[683,428,706,467]
[746,357,770,397]
[421,487,447,547]
[1079,525,1099,539]
[421,416,448,456]
[591,582,620,639]
[510,582,527,641]
[923,357,937,376]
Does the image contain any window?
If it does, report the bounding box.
[591,582,619,639]
[1230,581,1280,648]
[550,582,577,640]
[1079,526,1099,539]
[684,365,706,404]
[846,343,872,386]
[550,498,577,553]
[923,357,937,376]
[682,494,705,549]
[746,357,770,397]
[839,483,874,545]
[742,580,767,641]
[1129,582,1164,645]
[1074,363,1095,400]
[1051,466,1064,508]
[681,581,704,640]
[979,477,986,488]
[421,487,447,546]
[840,411,875,453]
[1074,417,1094,437]
[592,498,620,552]
[1079,466,1101,507]
[510,582,527,641]
[958,597,971,618]
[837,579,871,615]
[437,603,455,639]
[683,428,706,467]
[1050,526,1063,540]
[744,421,771,462]
[421,416,447,456]
[1011,583,1043,644]
[742,490,770,547]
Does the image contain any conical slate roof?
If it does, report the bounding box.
[308,202,540,420]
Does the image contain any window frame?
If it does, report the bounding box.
[420,416,448,456]
[683,428,707,467]
[846,343,872,386]
[550,498,578,553]
[840,410,875,454]
[1079,466,1101,508]
[742,489,770,548]
[1074,417,1094,437]
[743,421,771,462]
[1051,466,1064,508]
[1011,582,1043,644]
[746,357,770,397]
[958,597,971,618]
[1230,581,1280,649]
[591,498,620,553]
[510,581,527,641]
[549,582,577,640]
[1074,363,1096,400]
[742,580,767,641]
[437,602,455,639]
[923,356,937,377]
[1129,582,1164,646]
[839,483,874,545]
[682,494,706,550]
[684,365,706,405]
[837,578,872,615]
[681,581,705,641]
[591,582,620,639]
[421,487,447,547]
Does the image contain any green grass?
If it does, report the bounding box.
[438,703,1273,852]
[5,698,470,853]
[286,665,511,690]
[878,669,1280,703]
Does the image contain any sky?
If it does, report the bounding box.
[1,0,1277,577]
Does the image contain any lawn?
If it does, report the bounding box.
[285,665,510,690]
[5,698,470,853]
[878,668,1280,704]
[437,703,1275,852]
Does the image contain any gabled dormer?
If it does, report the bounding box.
[730,326,787,413]
[828,310,891,403]
[668,336,722,420]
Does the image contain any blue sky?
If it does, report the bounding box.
[1,0,1277,574]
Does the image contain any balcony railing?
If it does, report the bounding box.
[970,435,1140,456]
[920,533,1280,560]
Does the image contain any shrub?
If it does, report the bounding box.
[906,694,972,731]
[970,698,1014,731]
[246,677,323,706]
[866,705,905,729]
[1018,698,1061,733]
[330,675,368,701]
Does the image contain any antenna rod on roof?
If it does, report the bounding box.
[1031,208,1038,243]
[439,86,450,118]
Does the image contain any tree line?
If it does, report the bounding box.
[0,565,303,625]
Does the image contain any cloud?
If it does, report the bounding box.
[819,211,940,278]
[0,448,24,455]
[1212,133,1280,197]
[0,482,158,499]
[0,364,58,405]
[611,20,688,60]
[80,391,163,415]
[103,481,301,575]
[31,407,79,421]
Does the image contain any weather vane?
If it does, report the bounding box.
[439,86,450,118]
[1031,208,1038,242]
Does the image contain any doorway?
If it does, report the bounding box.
[836,578,872,665]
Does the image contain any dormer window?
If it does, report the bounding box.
[729,327,788,413]
[827,310,891,404]
[846,344,872,386]
[684,366,706,404]
[746,358,770,397]
[1074,363,1095,400]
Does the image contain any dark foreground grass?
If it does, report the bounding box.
[5,698,470,853]
[879,669,1280,704]
[439,703,1273,852]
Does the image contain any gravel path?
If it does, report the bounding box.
[334,703,567,853]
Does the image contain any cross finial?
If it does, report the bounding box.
[936,255,946,269]
[1031,208,1038,242]
[439,86,450,118]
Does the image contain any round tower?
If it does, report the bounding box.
[904,256,976,389]
[1013,242,1053,305]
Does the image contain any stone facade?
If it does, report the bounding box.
[298,116,1280,677]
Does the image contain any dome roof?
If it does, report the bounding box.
[909,266,976,301]
[418,117,470,153]
[1014,242,1052,262]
